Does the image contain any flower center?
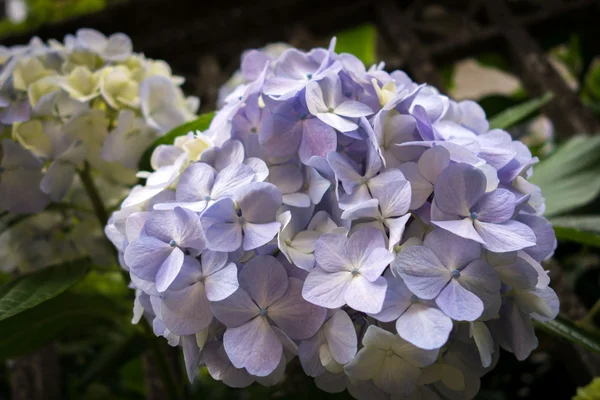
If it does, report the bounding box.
[238,216,245,224]
[410,295,419,303]
[299,112,307,120]
[360,176,369,185]
[169,239,177,248]
[452,269,461,279]
[470,212,478,220]
[259,308,268,316]
[386,349,394,358]
[204,195,211,201]
[351,268,360,277]
[306,73,313,80]
[328,107,335,113]
[250,127,257,133]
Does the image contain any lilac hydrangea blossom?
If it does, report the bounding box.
[211,255,326,376]
[107,37,559,398]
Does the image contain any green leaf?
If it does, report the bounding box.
[138,112,215,172]
[0,258,91,322]
[0,292,121,360]
[553,227,600,248]
[550,215,600,233]
[336,24,377,66]
[488,92,554,129]
[530,135,600,216]
[573,377,600,400]
[534,315,600,354]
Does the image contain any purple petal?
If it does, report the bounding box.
[399,162,432,210]
[434,163,486,216]
[376,180,412,218]
[489,299,538,361]
[326,151,362,194]
[206,222,243,252]
[269,278,327,340]
[240,255,288,308]
[204,262,239,302]
[345,275,387,314]
[323,310,357,364]
[161,282,212,335]
[316,112,358,133]
[181,335,201,382]
[424,228,481,269]
[314,233,351,272]
[210,287,260,328]
[223,316,282,377]
[348,228,393,281]
[386,214,411,250]
[124,236,172,282]
[436,279,483,321]
[302,267,352,309]
[370,272,412,322]
[306,80,328,114]
[155,247,185,292]
[299,118,337,164]
[517,214,556,262]
[243,221,281,251]
[176,162,216,202]
[418,146,450,184]
[237,182,282,223]
[203,341,255,388]
[394,246,450,300]
[334,100,373,118]
[212,163,256,198]
[432,218,485,245]
[472,189,515,223]
[298,334,326,377]
[474,220,537,252]
[397,303,453,350]
[457,260,501,309]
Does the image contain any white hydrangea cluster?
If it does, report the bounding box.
[0,30,198,271]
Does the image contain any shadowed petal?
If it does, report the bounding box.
[436,279,483,321]
[269,278,327,340]
[223,316,282,377]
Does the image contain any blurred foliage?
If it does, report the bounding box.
[335,24,376,66]
[0,0,120,39]
[574,377,600,400]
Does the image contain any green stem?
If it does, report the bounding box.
[78,162,109,226]
[410,211,430,233]
[78,161,182,400]
[579,298,600,328]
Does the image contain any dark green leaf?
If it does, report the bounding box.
[0,292,121,360]
[534,315,600,354]
[530,135,600,216]
[138,112,215,171]
[0,258,91,322]
[488,92,554,129]
[550,215,600,234]
[336,24,376,66]
[78,331,147,389]
[553,227,600,248]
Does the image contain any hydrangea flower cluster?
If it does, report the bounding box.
[0,29,198,214]
[0,30,197,272]
[107,38,559,399]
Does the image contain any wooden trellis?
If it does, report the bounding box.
[2,0,599,134]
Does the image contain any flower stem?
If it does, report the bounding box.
[578,297,600,329]
[78,162,109,226]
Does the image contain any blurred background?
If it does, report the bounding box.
[2,0,600,399]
